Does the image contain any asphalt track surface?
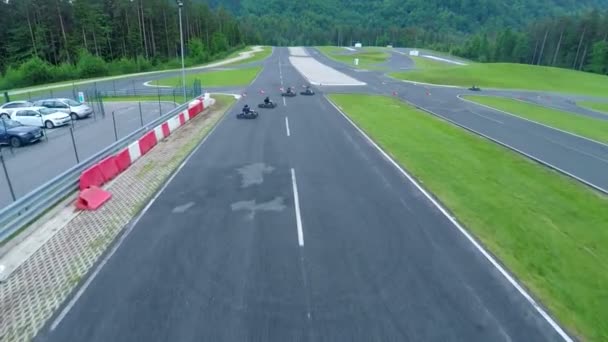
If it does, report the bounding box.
[0,102,176,207]
[36,48,565,341]
[309,48,608,193]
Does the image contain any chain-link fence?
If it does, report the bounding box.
[0,79,203,208]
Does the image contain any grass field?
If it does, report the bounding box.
[389,62,608,96]
[464,95,608,143]
[316,46,390,69]
[226,46,273,66]
[578,101,608,114]
[410,56,454,70]
[329,93,608,341]
[153,66,262,88]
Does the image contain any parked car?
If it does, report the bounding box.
[11,107,71,129]
[0,101,34,119]
[33,98,93,120]
[0,119,44,147]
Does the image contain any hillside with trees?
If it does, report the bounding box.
[1,0,608,89]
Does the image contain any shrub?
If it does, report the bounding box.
[18,56,54,86]
[52,63,78,82]
[76,50,108,78]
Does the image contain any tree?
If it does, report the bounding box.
[586,41,608,74]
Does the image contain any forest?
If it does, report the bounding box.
[1,0,608,90]
[0,0,246,89]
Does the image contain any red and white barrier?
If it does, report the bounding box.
[75,95,213,210]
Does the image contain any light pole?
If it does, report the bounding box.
[177,1,186,99]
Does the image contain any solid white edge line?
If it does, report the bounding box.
[285,117,291,137]
[458,94,608,148]
[290,168,304,247]
[325,97,573,342]
[50,102,231,332]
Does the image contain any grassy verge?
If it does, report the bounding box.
[464,95,608,143]
[578,101,608,114]
[389,62,608,96]
[329,93,608,341]
[153,66,262,88]
[316,46,390,69]
[410,56,454,70]
[226,46,273,66]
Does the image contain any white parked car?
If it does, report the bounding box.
[11,107,71,129]
[34,98,93,120]
[0,101,34,119]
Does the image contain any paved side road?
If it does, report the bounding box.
[308,47,608,193]
[36,48,565,341]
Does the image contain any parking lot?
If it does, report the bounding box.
[0,101,177,207]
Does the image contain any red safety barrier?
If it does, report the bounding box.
[179,113,186,125]
[115,148,131,173]
[76,186,112,210]
[188,106,198,118]
[139,131,157,156]
[162,122,170,138]
[79,165,106,190]
[98,156,119,181]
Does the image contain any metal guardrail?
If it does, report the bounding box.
[0,100,192,244]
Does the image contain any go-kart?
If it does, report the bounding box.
[282,91,297,97]
[468,85,481,91]
[258,101,277,108]
[236,110,259,119]
[300,89,315,96]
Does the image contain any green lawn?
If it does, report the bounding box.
[316,46,390,69]
[410,56,454,70]
[329,93,608,341]
[578,101,608,114]
[153,66,262,88]
[465,95,608,143]
[389,62,608,97]
[226,46,273,66]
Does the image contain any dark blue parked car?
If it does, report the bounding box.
[0,119,44,147]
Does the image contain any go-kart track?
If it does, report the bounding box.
[10,47,608,341]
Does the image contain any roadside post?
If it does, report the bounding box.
[157,86,162,116]
[3,92,8,103]
[112,111,118,141]
[354,58,359,66]
[69,127,80,163]
[138,102,144,127]
[0,148,16,202]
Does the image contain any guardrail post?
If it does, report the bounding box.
[3,91,9,103]
[139,102,144,126]
[69,127,80,163]
[173,89,176,106]
[113,80,117,95]
[112,111,118,141]
[0,149,16,202]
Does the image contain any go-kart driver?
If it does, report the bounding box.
[286,87,294,94]
[304,85,312,93]
[264,96,271,105]
[243,104,251,114]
